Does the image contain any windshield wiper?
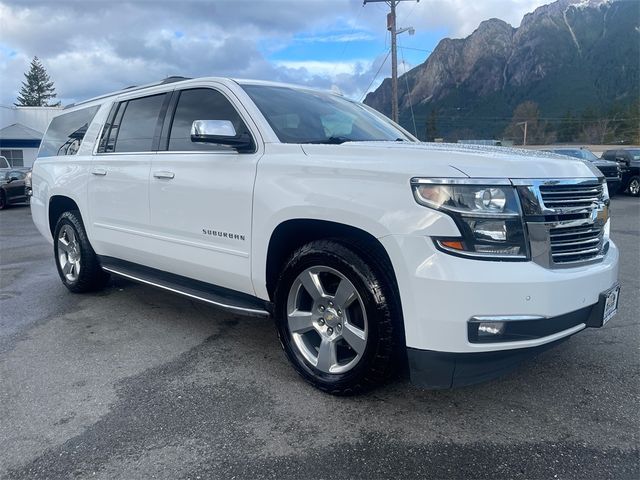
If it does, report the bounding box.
[305,136,354,145]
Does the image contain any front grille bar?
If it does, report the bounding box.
[513,178,609,269]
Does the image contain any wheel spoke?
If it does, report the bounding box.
[57,238,69,253]
[62,261,72,275]
[288,310,315,334]
[67,228,76,243]
[316,338,337,373]
[299,270,325,301]
[333,278,357,309]
[341,322,366,355]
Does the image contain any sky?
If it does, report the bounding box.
[0,0,552,106]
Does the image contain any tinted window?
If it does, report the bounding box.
[113,94,166,152]
[38,106,100,158]
[168,88,248,151]
[602,150,615,160]
[242,84,411,144]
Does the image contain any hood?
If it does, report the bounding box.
[590,158,619,167]
[300,142,598,179]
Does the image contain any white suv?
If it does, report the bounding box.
[31,76,620,394]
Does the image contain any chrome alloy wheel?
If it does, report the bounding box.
[57,224,81,282]
[629,178,640,196]
[286,266,368,374]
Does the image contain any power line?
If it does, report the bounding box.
[399,46,417,136]
[396,45,433,54]
[337,5,365,62]
[361,49,391,101]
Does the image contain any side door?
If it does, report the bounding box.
[88,91,171,264]
[147,85,262,295]
[6,170,26,201]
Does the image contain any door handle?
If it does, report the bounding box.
[91,168,107,176]
[153,171,175,179]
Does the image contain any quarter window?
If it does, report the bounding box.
[168,88,249,151]
[113,94,167,153]
[38,105,99,158]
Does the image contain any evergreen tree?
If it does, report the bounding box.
[15,57,60,107]
[425,110,439,141]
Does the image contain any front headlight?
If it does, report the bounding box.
[411,178,528,260]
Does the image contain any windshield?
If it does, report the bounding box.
[553,149,599,161]
[0,156,9,169]
[241,84,413,144]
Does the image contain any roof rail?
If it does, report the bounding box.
[65,76,193,109]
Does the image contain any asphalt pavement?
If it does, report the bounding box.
[1,197,638,480]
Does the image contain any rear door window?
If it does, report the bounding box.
[112,93,167,153]
[38,105,100,158]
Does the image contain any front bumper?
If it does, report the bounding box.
[380,234,619,387]
[380,235,619,353]
[407,293,616,388]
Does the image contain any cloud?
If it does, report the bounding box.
[274,60,372,76]
[295,32,376,43]
[0,0,552,106]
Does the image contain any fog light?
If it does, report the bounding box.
[477,322,505,337]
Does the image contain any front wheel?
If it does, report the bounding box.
[53,210,109,293]
[274,240,400,395]
[627,176,640,197]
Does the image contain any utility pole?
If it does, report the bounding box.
[517,121,528,146]
[364,0,418,123]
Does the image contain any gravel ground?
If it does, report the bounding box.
[0,196,638,480]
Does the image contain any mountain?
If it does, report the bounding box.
[364,0,640,142]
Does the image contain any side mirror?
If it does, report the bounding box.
[190,120,254,153]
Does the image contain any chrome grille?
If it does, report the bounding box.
[539,183,603,208]
[514,178,609,269]
[548,223,604,264]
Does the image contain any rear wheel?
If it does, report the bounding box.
[628,176,640,197]
[54,210,109,293]
[274,240,400,395]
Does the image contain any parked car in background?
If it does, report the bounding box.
[545,148,622,195]
[0,169,30,209]
[601,148,640,197]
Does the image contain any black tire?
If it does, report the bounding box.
[274,240,401,395]
[627,176,640,197]
[53,210,109,293]
[0,190,6,210]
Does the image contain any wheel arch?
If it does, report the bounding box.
[48,195,81,236]
[265,219,402,306]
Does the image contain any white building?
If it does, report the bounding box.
[0,105,62,167]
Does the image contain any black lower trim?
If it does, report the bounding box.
[407,337,570,389]
[99,256,273,317]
